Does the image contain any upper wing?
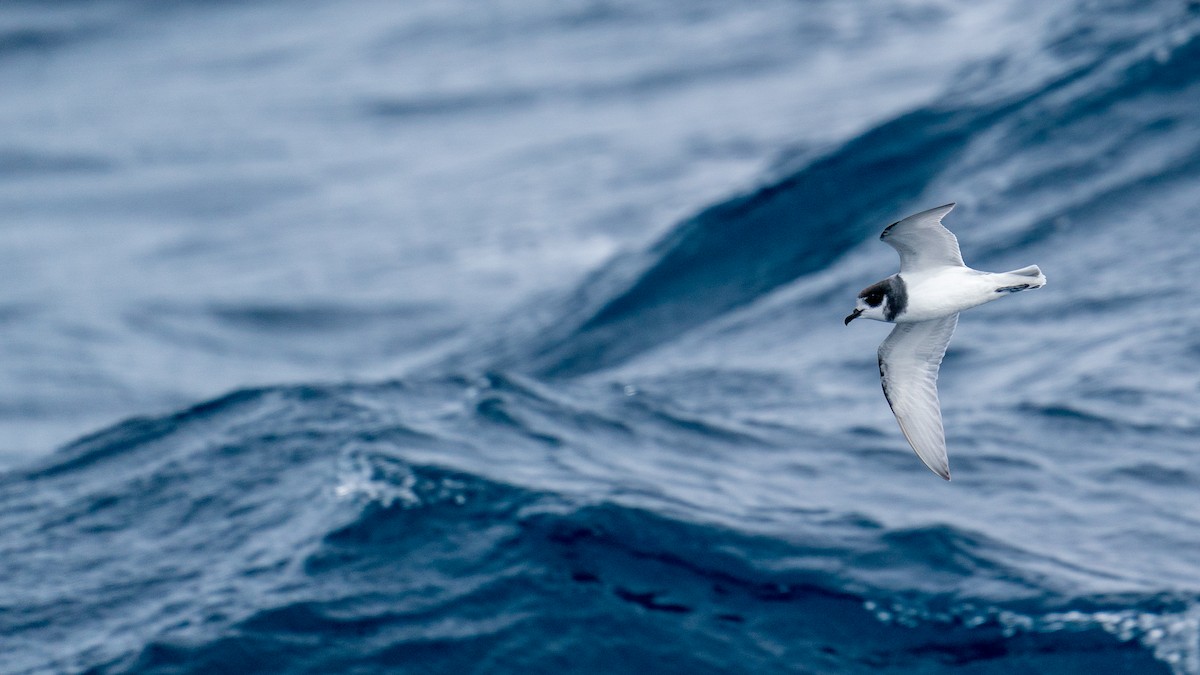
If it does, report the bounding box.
[877,313,959,480]
[880,203,964,273]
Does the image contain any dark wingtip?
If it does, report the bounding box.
[933,461,951,481]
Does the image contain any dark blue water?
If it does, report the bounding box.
[3,0,1200,672]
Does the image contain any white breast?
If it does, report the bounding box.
[897,267,1000,323]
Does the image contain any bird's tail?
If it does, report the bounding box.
[995,265,1046,292]
[1007,264,1043,278]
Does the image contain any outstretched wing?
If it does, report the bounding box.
[877,313,959,480]
[880,203,964,273]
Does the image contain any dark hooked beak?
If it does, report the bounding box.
[844,309,862,326]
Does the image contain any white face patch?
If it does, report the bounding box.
[855,275,907,322]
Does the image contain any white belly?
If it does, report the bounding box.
[896,268,1001,322]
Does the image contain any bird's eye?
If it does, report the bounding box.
[865,292,883,307]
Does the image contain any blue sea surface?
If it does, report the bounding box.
[2,0,1200,672]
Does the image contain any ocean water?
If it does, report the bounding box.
[2,0,1200,672]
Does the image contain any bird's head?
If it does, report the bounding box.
[844,278,896,325]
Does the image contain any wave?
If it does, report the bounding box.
[463,1,1200,379]
[0,25,90,59]
[6,1,1200,673]
[496,104,986,378]
[3,379,1195,673]
[0,147,113,178]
